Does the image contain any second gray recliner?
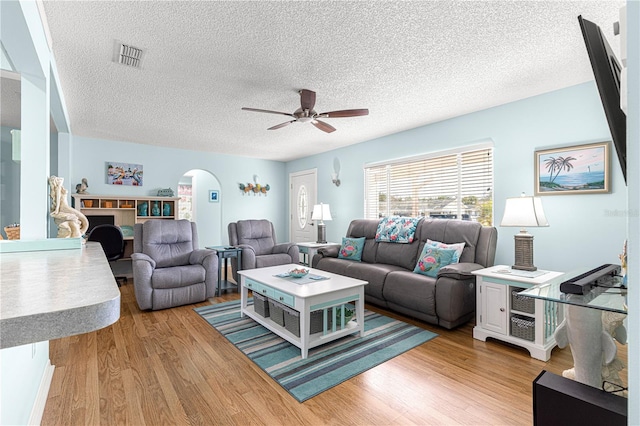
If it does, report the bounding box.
[228,219,299,282]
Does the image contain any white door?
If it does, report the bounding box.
[290,169,317,243]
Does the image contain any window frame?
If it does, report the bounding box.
[363,142,494,225]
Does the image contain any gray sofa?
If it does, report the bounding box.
[313,218,497,329]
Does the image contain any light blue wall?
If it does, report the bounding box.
[0,1,61,423]
[625,0,639,421]
[68,135,287,246]
[286,82,627,273]
[1,126,21,233]
[0,342,50,425]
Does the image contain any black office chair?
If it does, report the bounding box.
[87,224,127,286]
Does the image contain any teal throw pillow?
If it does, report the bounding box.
[413,245,457,278]
[426,239,465,264]
[338,237,366,262]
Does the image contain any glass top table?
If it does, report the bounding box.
[518,267,628,314]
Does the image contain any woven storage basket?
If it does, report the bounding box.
[283,308,334,337]
[283,306,301,336]
[253,293,270,318]
[511,315,535,341]
[4,226,20,240]
[511,289,535,314]
[268,299,285,327]
[310,308,333,334]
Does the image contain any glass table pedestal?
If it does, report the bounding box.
[519,269,627,392]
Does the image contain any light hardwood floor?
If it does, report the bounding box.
[41,281,625,425]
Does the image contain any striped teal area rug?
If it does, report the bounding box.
[194,299,437,402]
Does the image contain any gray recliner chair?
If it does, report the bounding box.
[132,220,218,310]
[228,219,299,282]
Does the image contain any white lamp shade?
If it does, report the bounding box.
[311,204,332,221]
[500,196,549,227]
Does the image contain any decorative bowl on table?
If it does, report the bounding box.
[289,268,309,278]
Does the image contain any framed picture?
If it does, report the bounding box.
[209,190,219,203]
[107,162,143,186]
[534,142,610,195]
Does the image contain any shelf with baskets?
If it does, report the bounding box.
[72,194,179,229]
[472,265,565,361]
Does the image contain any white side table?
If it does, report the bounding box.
[297,242,339,266]
[472,265,565,361]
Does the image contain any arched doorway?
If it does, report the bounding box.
[178,169,222,247]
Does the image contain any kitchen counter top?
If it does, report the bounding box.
[0,242,120,349]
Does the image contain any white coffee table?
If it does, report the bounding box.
[238,264,367,358]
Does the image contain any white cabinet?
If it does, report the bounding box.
[481,281,508,335]
[473,265,565,361]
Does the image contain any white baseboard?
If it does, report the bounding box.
[28,360,55,426]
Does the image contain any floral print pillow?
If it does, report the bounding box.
[375,217,421,244]
[338,237,366,262]
[413,245,457,278]
[426,239,465,264]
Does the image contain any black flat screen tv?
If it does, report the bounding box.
[578,15,627,184]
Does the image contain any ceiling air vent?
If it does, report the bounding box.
[115,43,144,68]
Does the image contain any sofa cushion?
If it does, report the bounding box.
[152,264,205,289]
[255,253,293,268]
[375,239,421,271]
[338,237,366,261]
[235,220,276,256]
[375,217,421,243]
[345,220,379,263]
[419,219,482,263]
[141,220,195,268]
[413,245,457,277]
[384,271,437,316]
[427,239,465,263]
[345,262,406,303]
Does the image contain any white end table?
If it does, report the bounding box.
[297,242,339,266]
[472,265,565,361]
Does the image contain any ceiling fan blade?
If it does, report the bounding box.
[299,89,316,111]
[312,119,336,133]
[242,107,295,118]
[268,120,295,130]
[318,108,369,118]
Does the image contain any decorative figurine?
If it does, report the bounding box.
[163,203,171,216]
[152,201,160,216]
[49,176,88,238]
[75,177,89,194]
[138,201,148,216]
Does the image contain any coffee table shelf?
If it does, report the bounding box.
[242,304,360,347]
[238,264,367,359]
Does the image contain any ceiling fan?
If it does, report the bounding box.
[242,89,369,133]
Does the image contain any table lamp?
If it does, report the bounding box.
[500,193,549,271]
[311,203,332,243]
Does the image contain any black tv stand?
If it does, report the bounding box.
[533,370,627,425]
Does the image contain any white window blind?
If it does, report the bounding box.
[364,147,493,225]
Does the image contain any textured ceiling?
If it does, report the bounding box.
[37,1,623,162]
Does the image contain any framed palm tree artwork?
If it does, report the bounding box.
[534,141,610,195]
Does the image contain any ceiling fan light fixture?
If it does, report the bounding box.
[242,89,368,133]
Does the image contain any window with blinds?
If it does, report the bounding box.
[364,146,493,225]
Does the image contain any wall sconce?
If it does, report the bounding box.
[332,157,341,186]
[331,172,341,187]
